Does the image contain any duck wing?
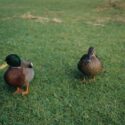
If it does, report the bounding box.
[21,60,35,82]
[78,54,89,71]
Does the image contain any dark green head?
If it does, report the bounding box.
[5,54,21,67]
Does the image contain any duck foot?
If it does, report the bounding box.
[80,77,88,83]
[13,87,23,95]
[22,82,29,96]
[88,77,96,83]
[22,90,29,96]
[80,76,96,83]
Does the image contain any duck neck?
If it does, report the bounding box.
[10,66,21,69]
[88,53,95,59]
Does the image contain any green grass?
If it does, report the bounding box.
[0,0,125,125]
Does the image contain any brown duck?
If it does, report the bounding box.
[4,54,34,95]
[78,47,102,81]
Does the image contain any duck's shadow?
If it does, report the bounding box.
[69,68,96,85]
[2,83,15,94]
[71,69,83,79]
[69,68,86,82]
[0,73,15,94]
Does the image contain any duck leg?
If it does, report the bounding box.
[13,87,23,94]
[22,81,29,96]
[81,75,91,83]
[81,77,86,83]
[93,76,95,81]
[88,76,96,83]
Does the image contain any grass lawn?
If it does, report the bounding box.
[0,0,125,124]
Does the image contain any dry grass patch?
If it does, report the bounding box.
[0,12,63,23]
[86,16,125,26]
[20,12,62,23]
[112,16,125,23]
[85,17,111,27]
[96,1,125,12]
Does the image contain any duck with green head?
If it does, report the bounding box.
[78,47,102,81]
[3,54,34,95]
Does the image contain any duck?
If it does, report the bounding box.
[78,47,102,81]
[3,54,34,95]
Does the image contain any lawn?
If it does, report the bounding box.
[0,0,125,125]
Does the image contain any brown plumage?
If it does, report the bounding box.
[78,47,102,80]
[4,67,25,87]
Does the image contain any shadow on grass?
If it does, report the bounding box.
[1,84,15,95]
[70,68,83,80]
[66,68,88,87]
[0,73,15,95]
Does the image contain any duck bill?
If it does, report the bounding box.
[0,62,8,69]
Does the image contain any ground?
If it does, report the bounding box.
[0,0,125,125]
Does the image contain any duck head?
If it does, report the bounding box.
[87,47,95,57]
[0,54,20,69]
[84,47,95,64]
[5,54,21,67]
